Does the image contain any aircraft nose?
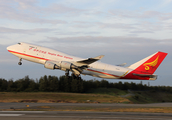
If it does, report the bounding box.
[7,46,12,51]
[7,45,15,51]
[7,46,10,51]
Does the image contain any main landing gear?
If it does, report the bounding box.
[71,73,81,80]
[65,71,81,80]
[65,70,69,76]
[18,58,22,65]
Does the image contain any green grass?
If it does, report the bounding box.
[0,92,129,103]
[128,91,172,104]
[1,89,172,104]
[86,88,128,96]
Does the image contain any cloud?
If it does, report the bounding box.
[14,0,38,9]
[0,27,54,34]
[0,0,67,24]
[43,4,85,15]
[55,31,100,36]
[109,9,172,24]
[37,36,171,56]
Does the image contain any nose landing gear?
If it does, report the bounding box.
[18,58,22,65]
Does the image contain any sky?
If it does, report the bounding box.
[0,0,172,86]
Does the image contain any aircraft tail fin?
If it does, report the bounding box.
[128,51,168,74]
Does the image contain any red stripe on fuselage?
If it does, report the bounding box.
[87,68,119,77]
[8,50,49,61]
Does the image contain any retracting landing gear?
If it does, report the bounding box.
[65,71,81,80]
[71,73,81,80]
[65,70,81,80]
[18,58,22,65]
[65,70,69,78]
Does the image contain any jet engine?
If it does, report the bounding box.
[44,61,82,76]
[57,61,79,71]
[44,61,59,70]
[57,61,82,76]
[44,61,77,70]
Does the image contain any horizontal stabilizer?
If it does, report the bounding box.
[117,63,127,66]
[133,73,157,80]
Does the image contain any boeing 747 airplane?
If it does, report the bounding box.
[7,42,167,80]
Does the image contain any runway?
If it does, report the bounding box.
[1,103,172,120]
[1,111,172,120]
[1,102,172,109]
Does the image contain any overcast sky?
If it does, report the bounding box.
[0,0,172,86]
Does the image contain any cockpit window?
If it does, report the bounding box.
[18,43,21,45]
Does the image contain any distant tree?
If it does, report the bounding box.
[64,77,71,92]
[71,78,84,93]
[77,78,84,93]
[15,76,31,92]
[2,75,172,93]
[130,82,138,90]
[7,79,16,91]
[0,78,8,91]
[26,79,39,92]
[58,76,66,92]
[39,75,49,91]
[48,76,59,92]
[115,81,123,89]
[100,80,109,88]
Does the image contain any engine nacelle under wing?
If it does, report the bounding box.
[59,61,72,70]
[44,61,59,70]
[45,61,75,70]
[44,61,82,75]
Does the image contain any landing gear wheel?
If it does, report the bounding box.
[18,58,22,65]
[71,73,76,79]
[65,73,69,76]
[18,62,22,65]
[65,70,70,79]
[71,73,81,79]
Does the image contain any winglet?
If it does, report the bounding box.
[94,55,104,60]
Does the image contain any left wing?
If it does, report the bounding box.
[71,55,104,76]
[76,55,104,65]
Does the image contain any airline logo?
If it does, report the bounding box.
[143,56,159,71]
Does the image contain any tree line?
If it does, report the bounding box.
[0,75,172,93]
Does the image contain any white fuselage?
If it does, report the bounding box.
[7,42,132,79]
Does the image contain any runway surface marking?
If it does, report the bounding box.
[0,114,24,116]
[0,111,45,113]
[0,111,172,119]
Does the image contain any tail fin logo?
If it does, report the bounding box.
[143,56,159,71]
